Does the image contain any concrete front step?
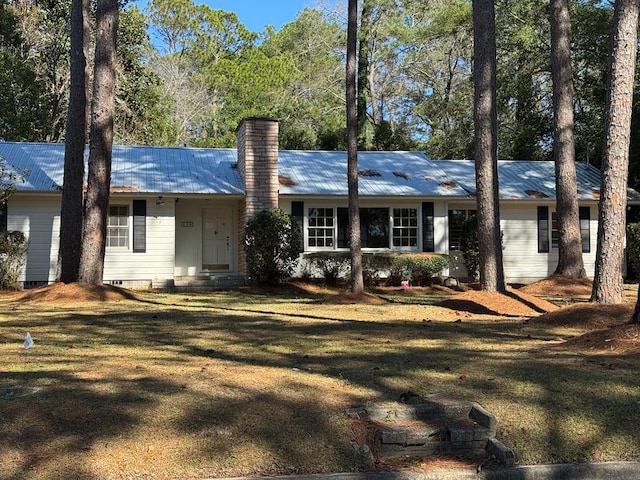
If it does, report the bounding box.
[350,393,514,467]
[173,275,246,290]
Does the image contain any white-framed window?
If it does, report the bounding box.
[307,207,334,247]
[107,205,129,248]
[537,206,590,253]
[306,205,421,251]
[392,208,418,247]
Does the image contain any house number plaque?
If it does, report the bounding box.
[181,221,194,227]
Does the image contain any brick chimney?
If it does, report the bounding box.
[237,117,279,219]
[236,117,279,275]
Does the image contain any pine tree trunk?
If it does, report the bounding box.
[550,0,586,279]
[347,0,363,295]
[357,0,370,150]
[592,0,640,304]
[78,0,119,286]
[58,0,89,283]
[473,0,505,293]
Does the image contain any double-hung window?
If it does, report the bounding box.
[392,208,418,247]
[308,207,334,248]
[537,206,590,253]
[107,205,129,248]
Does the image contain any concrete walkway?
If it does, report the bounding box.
[219,462,640,480]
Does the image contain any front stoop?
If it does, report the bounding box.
[173,275,246,290]
[348,393,515,467]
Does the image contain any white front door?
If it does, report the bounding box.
[202,208,231,271]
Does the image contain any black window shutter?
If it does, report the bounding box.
[291,201,304,252]
[422,202,435,252]
[133,200,146,253]
[537,206,549,253]
[579,206,590,253]
[0,202,6,232]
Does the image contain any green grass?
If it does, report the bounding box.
[0,288,639,479]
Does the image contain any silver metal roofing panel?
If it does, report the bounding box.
[433,159,619,201]
[0,143,245,195]
[1,143,65,191]
[278,150,470,197]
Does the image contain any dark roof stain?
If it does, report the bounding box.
[279,175,299,187]
[525,189,549,198]
[393,171,410,180]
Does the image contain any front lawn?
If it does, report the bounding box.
[1,282,639,479]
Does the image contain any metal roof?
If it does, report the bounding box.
[0,143,244,195]
[277,150,469,197]
[433,159,622,201]
[1,142,636,201]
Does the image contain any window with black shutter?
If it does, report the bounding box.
[422,202,434,252]
[579,206,590,253]
[538,206,549,253]
[291,201,304,251]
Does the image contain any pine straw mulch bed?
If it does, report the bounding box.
[522,276,640,355]
[3,282,140,304]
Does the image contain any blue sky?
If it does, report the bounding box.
[202,0,311,32]
[134,1,317,33]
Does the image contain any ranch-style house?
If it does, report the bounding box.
[1,117,638,289]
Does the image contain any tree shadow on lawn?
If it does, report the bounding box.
[492,352,640,465]
[2,301,640,477]
[0,368,178,480]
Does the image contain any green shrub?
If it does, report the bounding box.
[301,251,448,287]
[303,251,351,286]
[388,253,449,286]
[627,222,640,279]
[361,253,395,286]
[460,214,479,281]
[0,231,28,290]
[244,209,301,286]
[388,254,412,285]
[303,252,397,286]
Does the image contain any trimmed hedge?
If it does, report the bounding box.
[302,251,449,287]
[302,252,351,286]
[388,253,450,286]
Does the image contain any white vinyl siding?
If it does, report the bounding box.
[500,204,597,283]
[103,197,175,283]
[8,195,61,284]
[8,194,175,285]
